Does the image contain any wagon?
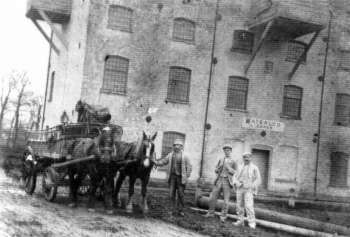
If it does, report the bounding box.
[21,122,123,201]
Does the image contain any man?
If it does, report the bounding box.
[153,139,192,216]
[204,144,237,222]
[233,151,261,229]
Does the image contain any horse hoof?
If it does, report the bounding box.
[68,203,77,208]
[88,208,96,213]
[106,209,114,215]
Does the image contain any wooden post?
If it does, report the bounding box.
[245,20,274,75]
[37,9,69,50]
[288,30,321,80]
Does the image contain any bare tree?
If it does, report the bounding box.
[28,96,43,131]
[11,72,32,146]
[0,74,16,133]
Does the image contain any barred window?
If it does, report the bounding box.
[330,152,348,188]
[173,18,195,43]
[226,76,249,110]
[48,71,55,102]
[282,85,302,119]
[101,55,129,95]
[231,30,254,54]
[167,67,191,103]
[334,93,350,126]
[161,132,186,158]
[264,61,274,74]
[338,50,350,71]
[285,40,307,63]
[107,5,133,32]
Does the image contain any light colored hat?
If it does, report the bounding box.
[173,139,184,146]
[243,151,252,157]
[222,144,232,150]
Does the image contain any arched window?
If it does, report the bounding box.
[231,30,254,54]
[173,18,195,43]
[330,152,349,188]
[101,55,129,95]
[285,40,307,63]
[48,71,55,102]
[167,66,191,103]
[334,93,350,126]
[226,76,249,110]
[107,5,133,32]
[282,85,303,119]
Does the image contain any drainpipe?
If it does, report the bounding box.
[314,10,332,196]
[199,0,220,179]
[41,30,53,130]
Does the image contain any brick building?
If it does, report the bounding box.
[26,0,350,200]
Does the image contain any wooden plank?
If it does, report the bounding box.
[245,20,274,75]
[288,30,320,79]
[31,19,60,54]
[37,9,68,50]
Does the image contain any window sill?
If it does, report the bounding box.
[100,89,126,96]
[224,107,248,113]
[280,114,301,120]
[328,185,349,190]
[107,27,133,34]
[165,99,189,105]
[230,48,252,55]
[333,123,350,127]
[171,38,195,45]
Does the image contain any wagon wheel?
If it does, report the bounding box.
[23,161,36,195]
[42,167,58,202]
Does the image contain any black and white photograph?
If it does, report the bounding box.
[0,0,350,236]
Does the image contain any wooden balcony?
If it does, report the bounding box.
[26,0,72,24]
[248,0,329,38]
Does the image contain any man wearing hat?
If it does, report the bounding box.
[153,138,192,216]
[233,151,261,229]
[204,144,237,222]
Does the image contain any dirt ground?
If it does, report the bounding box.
[0,169,207,237]
[0,168,300,237]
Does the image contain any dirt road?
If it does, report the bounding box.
[0,169,206,237]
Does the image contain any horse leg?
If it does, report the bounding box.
[68,168,78,207]
[87,166,99,212]
[114,171,125,207]
[103,166,114,214]
[141,176,150,214]
[126,176,136,213]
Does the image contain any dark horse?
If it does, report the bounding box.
[114,131,157,213]
[67,126,120,213]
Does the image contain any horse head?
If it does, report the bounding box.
[138,131,157,168]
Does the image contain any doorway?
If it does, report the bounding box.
[252,149,270,189]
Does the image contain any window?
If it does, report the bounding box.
[338,50,350,71]
[167,67,191,103]
[173,18,195,43]
[282,85,302,119]
[48,71,55,102]
[330,152,348,188]
[231,30,254,54]
[101,55,129,95]
[264,61,274,74]
[107,5,133,32]
[334,93,350,126]
[226,76,249,110]
[160,131,186,171]
[285,40,307,63]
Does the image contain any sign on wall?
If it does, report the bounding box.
[242,117,285,132]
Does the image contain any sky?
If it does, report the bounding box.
[0,0,49,95]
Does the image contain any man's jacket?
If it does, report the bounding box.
[154,151,192,185]
[234,163,261,195]
[214,156,237,187]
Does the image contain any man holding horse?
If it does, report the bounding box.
[153,139,192,216]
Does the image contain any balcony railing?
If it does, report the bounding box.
[26,0,72,24]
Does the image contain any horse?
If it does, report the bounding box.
[113,131,157,214]
[67,126,120,213]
